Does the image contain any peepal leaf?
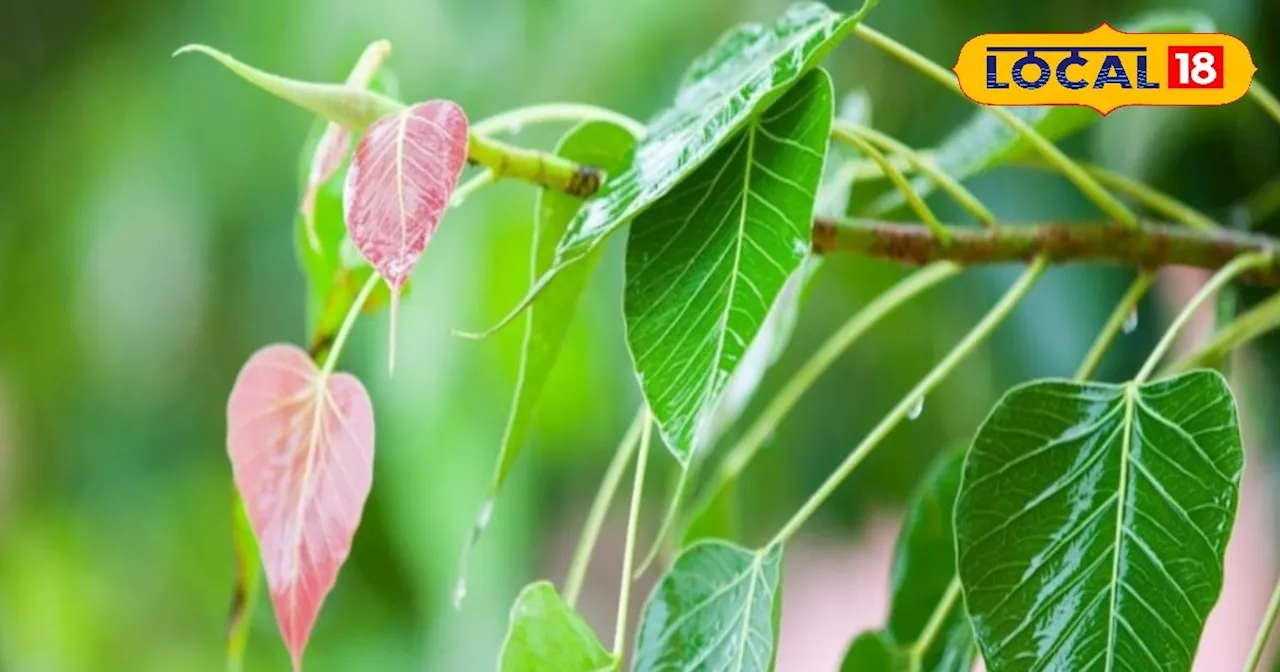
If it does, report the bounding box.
[301,40,392,252]
[955,371,1243,671]
[498,582,613,672]
[226,344,375,670]
[634,541,784,672]
[295,67,405,340]
[884,447,973,671]
[457,121,639,599]
[344,100,469,369]
[867,10,1214,216]
[478,1,871,334]
[624,67,833,463]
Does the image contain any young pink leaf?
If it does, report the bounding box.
[301,123,352,251]
[299,40,392,253]
[344,100,469,372]
[226,343,375,671]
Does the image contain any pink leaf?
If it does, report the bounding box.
[300,123,353,251]
[343,100,469,372]
[226,344,375,670]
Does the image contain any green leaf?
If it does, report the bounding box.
[490,120,638,495]
[840,632,908,672]
[498,582,613,672]
[866,9,1214,216]
[885,447,974,671]
[955,370,1243,671]
[633,541,784,672]
[539,1,871,290]
[623,67,834,464]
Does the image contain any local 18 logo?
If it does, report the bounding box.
[953,24,1256,114]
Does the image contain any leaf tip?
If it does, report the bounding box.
[172,43,214,59]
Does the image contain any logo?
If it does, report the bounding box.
[953,24,1256,114]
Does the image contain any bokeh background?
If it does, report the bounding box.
[2,0,1279,669]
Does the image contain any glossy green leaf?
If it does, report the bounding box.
[490,120,638,495]
[459,122,640,581]
[885,447,974,671]
[956,370,1243,671]
[840,632,907,672]
[504,1,871,318]
[867,10,1214,216]
[633,541,784,671]
[498,582,613,672]
[624,67,833,463]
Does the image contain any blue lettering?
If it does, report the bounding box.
[1136,54,1159,88]
[986,54,1010,89]
[1012,52,1050,90]
[1055,51,1088,89]
[1093,55,1132,88]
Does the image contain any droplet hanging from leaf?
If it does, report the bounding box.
[344,100,470,373]
[226,344,375,671]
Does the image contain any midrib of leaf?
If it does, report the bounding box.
[706,127,757,447]
[290,385,328,623]
[1103,385,1136,672]
[395,111,409,260]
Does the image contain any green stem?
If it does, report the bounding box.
[226,492,259,672]
[838,123,996,227]
[1061,163,1217,232]
[450,169,497,208]
[1243,574,1280,672]
[1164,289,1280,375]
[769,257,1048,545]
[564,408,647,607]
[468,133,603,198]
[471,103,646,139]
[1135,251,1273,383]
[614,414,652,664]
[319,272,380,378]
[813,218,1280,285]
[632,466,689,578]
[1245,175,1280,224]
[907,577,962,664]
[686,262,960,526]
[850,24,1136,227]
[831,126,951,245]
[1074,272,1156,381]
[1249,81,1280,128]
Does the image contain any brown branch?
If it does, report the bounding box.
[814,218,1280,285]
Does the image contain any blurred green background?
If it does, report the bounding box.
[1,0,1278,670]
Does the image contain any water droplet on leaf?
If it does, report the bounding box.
[1123,308,1139,334]
[907,396,924,421]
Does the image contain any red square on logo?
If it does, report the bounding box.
[1168,46,1224,88]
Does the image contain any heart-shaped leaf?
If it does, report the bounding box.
[633,541,783,671]
[624,67,833,463]
[498,581,614,672]
[955,370,1242,671]
[344,100,469,370]
[226,344,375,670]
[480,1,874,334]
